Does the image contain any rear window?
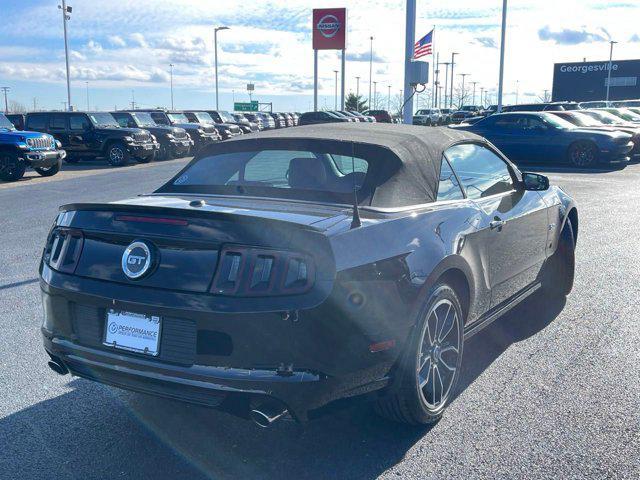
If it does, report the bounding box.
[167,149,370,203]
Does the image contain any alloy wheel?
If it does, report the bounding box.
[417,298,461,410]
[110,147,124,163]
[571,144,595,167]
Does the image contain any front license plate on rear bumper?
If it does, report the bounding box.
[103,310,161,356]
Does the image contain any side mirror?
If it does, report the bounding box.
[521,172,549,191]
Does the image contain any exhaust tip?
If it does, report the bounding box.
[47,359,69,376]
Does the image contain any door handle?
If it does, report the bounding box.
[490,218,505,230]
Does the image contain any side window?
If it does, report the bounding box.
[69,114,90,131]
[331,154,369,174]
[445,143,514,200]
[150,113,168,125]
[112,114,129,128]
[436,156,464,201]
[26,114,47,130]
[493,116,519,129]
[50,115,67,130]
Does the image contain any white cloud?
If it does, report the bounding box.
[107,35,126,47]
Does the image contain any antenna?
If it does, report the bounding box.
[350,142,362,229]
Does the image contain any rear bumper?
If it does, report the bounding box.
[22,149,66,167]
[39,270,397,421]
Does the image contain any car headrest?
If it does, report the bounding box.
[288,157,327,190]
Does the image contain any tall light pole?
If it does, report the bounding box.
[333,70,339,109]
[387,85,391,112]
[373,81,378,109]
[368,36,374,109]
[355,76,360,99]
[449,52,458,108]
[169,63,174,110]
[470,81,479,105]
[214,26,230,110]
[1,87,9,113]
[497,0,508,112]
[458,73,469,108]
[440,62,450,109]
[606,40,617,105]
[515,79,519,104]
[58,1,72,111]
[480,86,485,107]
[402,0,416,123]
[85,81,89,110]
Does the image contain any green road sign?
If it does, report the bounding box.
[234,101,259,112]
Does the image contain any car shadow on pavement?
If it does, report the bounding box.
[0,292,565,480]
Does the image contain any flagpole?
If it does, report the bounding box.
[431,26,436,108]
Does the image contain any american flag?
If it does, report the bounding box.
[414,30,433,59]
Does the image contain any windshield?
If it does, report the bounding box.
[193,112,214,124]
[167,113,189,124]
[0,114,15,130]
[130,112,157,127]
[164,149,370,203]
[218,111,235,123]
[88,112,119,127]
[583,110,624,125]
[461,106,476,111]
[416,110,431,115]
[611,109,640,122]
[542,113,575,129]
[569,112,605,127]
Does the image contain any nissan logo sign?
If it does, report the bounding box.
[121,241,153,279]
[317,14,341,38]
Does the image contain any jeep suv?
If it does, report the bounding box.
[141,110,220,153]
[205,110,257,134]
[182,111,242,140]
[111,111,193,160]
[0,113,66,181]
[25,111,158,166]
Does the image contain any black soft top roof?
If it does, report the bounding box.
[178,123,485,208]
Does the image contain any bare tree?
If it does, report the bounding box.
[452,84,471,110]
[8,100,27,113]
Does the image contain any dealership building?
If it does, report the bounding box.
[552,59,640,102]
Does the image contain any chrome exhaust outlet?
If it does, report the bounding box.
[249,401,288,428]
[47,358,69,376]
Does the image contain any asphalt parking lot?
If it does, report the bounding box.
[1,158,639,480]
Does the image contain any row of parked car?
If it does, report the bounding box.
[0,109,304,181]
[451,104,640,167]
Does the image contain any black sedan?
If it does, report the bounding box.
[455,112,634,167]
[40,124,577,427]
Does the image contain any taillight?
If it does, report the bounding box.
[43,228,84,274]
[211,246,315,296]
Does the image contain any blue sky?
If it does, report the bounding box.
[0,0,638,112]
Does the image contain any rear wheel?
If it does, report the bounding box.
[568,141,598,168]
[64,155,80,164]
[542,221,575,297]
[375,284,464,425]
[0,152,26,181]
[106,142,129,166]
[34,161,61,177]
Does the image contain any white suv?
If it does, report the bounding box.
[413,109,442,126]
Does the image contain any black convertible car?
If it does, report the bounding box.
[40,124,577,427]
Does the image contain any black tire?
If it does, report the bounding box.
[542,220,575,297]
[568,141,598,168]
[34,160,61,177]
[64,155,80,164]
[156,144,171,161]
[0,151,26,181]
[135,155,152,164]
[375,283,464,425]
[106,142,130,166]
